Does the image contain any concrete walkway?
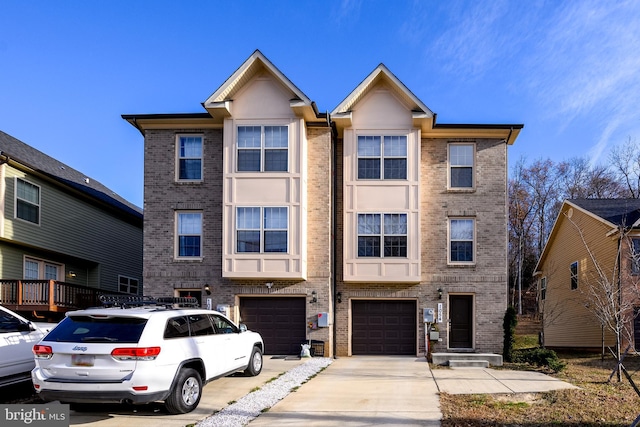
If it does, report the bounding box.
[431,366,578,394]
[247,356,441,427]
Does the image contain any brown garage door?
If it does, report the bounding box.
[352,300,417,355]
[240,297,306,355]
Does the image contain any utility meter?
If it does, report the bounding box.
[423,308,435,323]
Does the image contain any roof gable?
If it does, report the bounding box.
[203,50,320,122]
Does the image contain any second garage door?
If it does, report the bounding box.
[352,300,417,355]
[239,297,306,355]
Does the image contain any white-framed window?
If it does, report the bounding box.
[357,213,407,257]
[357,135,407,180]
[236,206,288,253]
[449,218,475,263]
[448,143,474,189]
[16,178,40,224]
[177,135,203,181]
[118,275,139,294]
[570,261,578,290]
[631,238,640,275]
[176,212,202,258]
[237,125,288,172]
[540,277,547,300]
[24,257,61,280]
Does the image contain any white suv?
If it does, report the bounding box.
[31,296,264,414]
[0,305,47,387]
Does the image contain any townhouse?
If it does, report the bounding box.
[124,50,522,357]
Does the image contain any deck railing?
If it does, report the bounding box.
[0,280,102,313]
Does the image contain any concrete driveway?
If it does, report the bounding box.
[68,356,306,427]
[247,356,441,427]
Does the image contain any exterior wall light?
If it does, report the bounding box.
[437,288,443,299]
[311,290,317,303]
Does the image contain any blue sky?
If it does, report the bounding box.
[2,1,639,208]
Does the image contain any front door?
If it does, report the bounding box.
[634,307,640,352]
[449,295,473,349]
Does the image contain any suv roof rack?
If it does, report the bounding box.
[98,294,200,309]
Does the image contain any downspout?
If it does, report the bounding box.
[330,114,338,359]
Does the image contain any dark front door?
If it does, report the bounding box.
[352,300,417,355]
[634,307,640,352]
[239,297,306,355]
[449,295,473,349]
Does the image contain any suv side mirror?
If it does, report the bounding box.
[239,324,247,333]
[17,322,34,332]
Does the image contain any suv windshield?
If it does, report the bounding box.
[44,316,147,343]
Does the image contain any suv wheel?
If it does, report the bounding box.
[165,368,202,414]
[244,346,263,376]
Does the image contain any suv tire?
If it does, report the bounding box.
[165,368,202,414]
[244,346,263,376]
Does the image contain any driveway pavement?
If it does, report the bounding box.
[66,355,577,427]
[247,356,441,427]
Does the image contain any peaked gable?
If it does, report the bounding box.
[203,50,321,122]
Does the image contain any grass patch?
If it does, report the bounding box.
[440,350,640,426]
[250,386,261,393]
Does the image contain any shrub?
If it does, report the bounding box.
[512,347,566,372]
[503,306,518,362]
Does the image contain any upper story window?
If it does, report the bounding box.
[176,212,202,258]
[237,126,288,172]
[570,261,578,290]
[540,277,547,300]
[357,135,407,180]
[449,218,475,264]
[357,213,407,257]
[632,238,640,275]
[24,257,60,280]
[236,206,288,253]
[449,143,474,189]
[16,178,40,224]
[119,276,139,294]
[177,135,203,181]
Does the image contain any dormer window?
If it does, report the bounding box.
[237,126,288,172]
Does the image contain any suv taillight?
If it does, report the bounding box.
[111,347,161,361]
[33,345,53,359]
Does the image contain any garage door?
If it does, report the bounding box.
[352,300,417,355]
[240,297,306,355]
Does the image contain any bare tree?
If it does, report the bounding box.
[564,213,640,381]
[609,137,640,198]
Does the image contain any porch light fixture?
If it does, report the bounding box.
[204,284,211,295]
[68,271,76,278]
[337,292,342,303]
[437,288,443,300]
[311,290,317,303]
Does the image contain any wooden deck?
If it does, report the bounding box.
[0,279,103,316]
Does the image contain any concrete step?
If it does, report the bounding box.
[449,359,489,368]
[432,352,503,367]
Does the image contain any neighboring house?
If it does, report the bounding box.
[534,199,640,352]
[123,50,522,357]
[0,131,143,320]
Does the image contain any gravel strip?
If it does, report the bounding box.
[196,357,333,427]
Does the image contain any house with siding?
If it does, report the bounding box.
[0,131,143,320]
[534,199,640,352]
[124,50,522,358]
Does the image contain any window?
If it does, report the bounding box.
[449,144,474,188]
[632,238,640,275]
[357,213,407,257]
[570,261,578,290]
[177,212,202,258]
[16,178,40,224]
[24,257,60,280]
[540,277,547,301]
[357,135,407,180]
[237,125,288,172]
[118,276,139,294]
[236,207,288,253]
[449,218,474,263]
[177,135,203,181]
